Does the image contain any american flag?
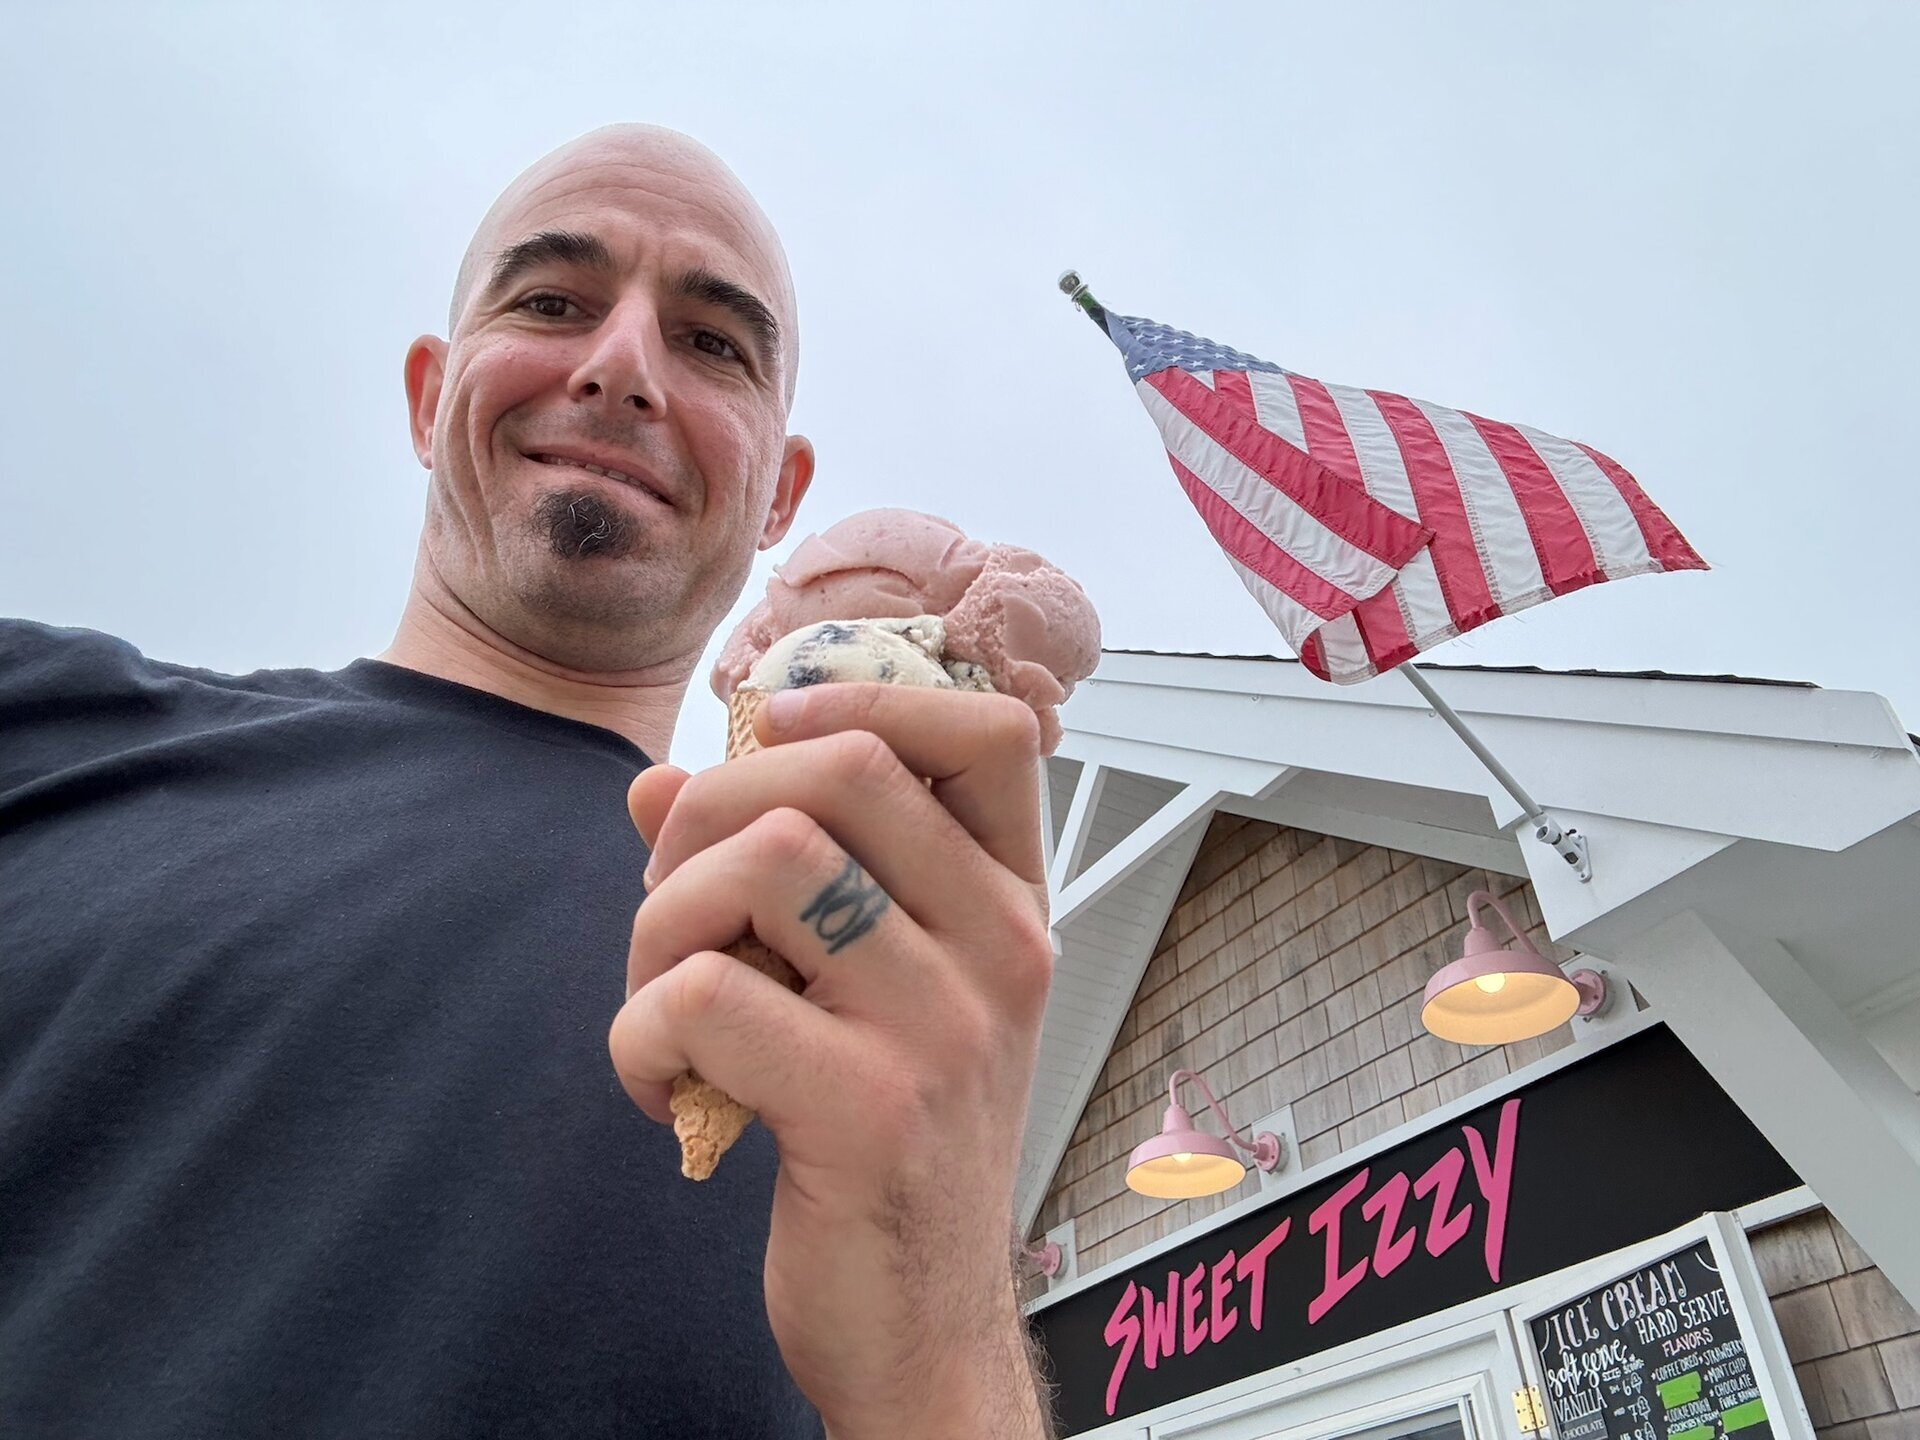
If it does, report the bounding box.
[1089,305,1708,683]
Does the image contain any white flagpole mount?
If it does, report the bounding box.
[1396,664,1592,882]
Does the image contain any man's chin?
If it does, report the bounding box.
[533,488,639,561]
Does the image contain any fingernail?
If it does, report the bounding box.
[767,689,804,733]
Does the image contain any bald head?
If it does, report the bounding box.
[448,125,800,408]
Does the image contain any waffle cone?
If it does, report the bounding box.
[725,686,767,761]
[670,688,804,1180]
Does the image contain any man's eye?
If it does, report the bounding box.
[691,329,742,362]
[518,293,578,319]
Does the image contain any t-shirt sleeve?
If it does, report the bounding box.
[0,619,156,795]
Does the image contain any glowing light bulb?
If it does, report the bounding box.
[1173,1152,1194,1164]
[1474,972,1509,994]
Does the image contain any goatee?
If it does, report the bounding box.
[534,489,636,560]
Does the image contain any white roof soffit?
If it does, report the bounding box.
[1016,652,1920,1232]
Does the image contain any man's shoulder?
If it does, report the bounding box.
[2,616,133,657]
[0,618,154,693]
[0,621,378,805]
[0,619,329,695]
[0,619,358,747]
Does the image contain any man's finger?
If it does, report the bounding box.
[756,683,1046,886]
[628,764,691,860]
[626,808,923,1008]
[608,948,858,1136]
[643,728,1028,939]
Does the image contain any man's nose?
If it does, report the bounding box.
[567,300,669,415]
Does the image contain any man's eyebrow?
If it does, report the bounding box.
[673,267,782,370]
[481,230,616,302]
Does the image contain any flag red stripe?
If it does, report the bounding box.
[1148,369,1430,568]
[1291,376,1416,667]
[1366,390,1504,632]
[1167,458,1358,621]
[1288,376,1367,486]
[1468,415,1601,597]
[1573,442,1709,572]
[1300,631,1330,681]
[1212,368,1257,419]
[1348,590,1420,674]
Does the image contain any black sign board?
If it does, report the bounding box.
[1530,1240,1775,1440]
[1030,1025,1797,1436]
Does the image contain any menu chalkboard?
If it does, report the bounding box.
[1529,1241,1775,1440]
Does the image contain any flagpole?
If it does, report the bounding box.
[1057,269,1593,883]
[1395,664,1591,882]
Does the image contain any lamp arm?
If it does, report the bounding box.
[1169,1068,1263,1158]
[1465,889,1532,948]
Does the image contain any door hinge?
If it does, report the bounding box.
[1512,1384,1548,1435]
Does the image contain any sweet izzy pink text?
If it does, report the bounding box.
[1101,1099,1522,1416]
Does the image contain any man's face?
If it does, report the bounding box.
[406,134,812,673]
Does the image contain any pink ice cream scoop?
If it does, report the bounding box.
[711,508,1101,753]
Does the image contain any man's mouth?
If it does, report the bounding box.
[527,452,671,507]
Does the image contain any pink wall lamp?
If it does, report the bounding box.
[1422,889,1610,1045]
[1018,1219,1076,1284]
[1020,1239,1065,1277]
[1126,1068,1286,1200]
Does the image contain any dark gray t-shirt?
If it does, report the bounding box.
[0,620,821,1439]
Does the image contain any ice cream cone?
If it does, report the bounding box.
[669,688,805,1180]
[665,601,1072,1181]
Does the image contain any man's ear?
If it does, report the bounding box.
[404,336,448,470]
[759,434,816,549]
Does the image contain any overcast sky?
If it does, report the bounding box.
[4,3,1916,771]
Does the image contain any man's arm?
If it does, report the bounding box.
[610,683,1060,1438]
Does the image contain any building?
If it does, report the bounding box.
[1020,652,1920,1439]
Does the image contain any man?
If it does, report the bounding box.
[0,126,1055,1438]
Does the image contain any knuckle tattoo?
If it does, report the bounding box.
[797,854,891,955]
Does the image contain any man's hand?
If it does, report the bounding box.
[608,682,1055,1439]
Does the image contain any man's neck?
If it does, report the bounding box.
[378,570,690,763]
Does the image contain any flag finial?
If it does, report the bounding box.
[1056,270,1109,330]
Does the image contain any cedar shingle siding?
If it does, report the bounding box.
[1751,1210,1920,1436]
[1036,814,1574,1275]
